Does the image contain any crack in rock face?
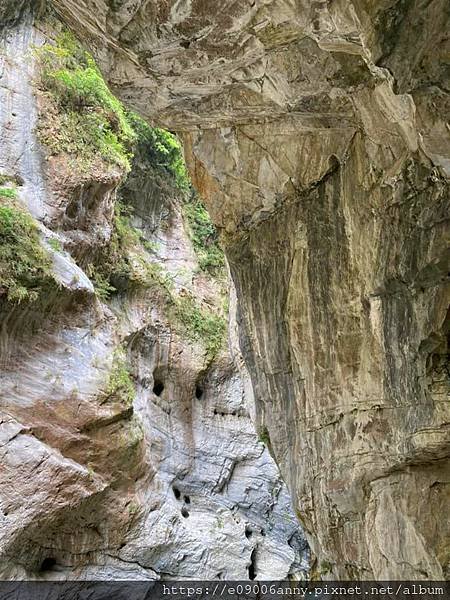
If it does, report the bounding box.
[1,0,450,580]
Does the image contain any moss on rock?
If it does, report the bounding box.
[0,198,55,303]
[183,192,225,276]
[104,347,136,407]
[172,293,227,361]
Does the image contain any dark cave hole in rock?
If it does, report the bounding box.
[195,385,204,399]
[184,495,190,504]
[153,379,164,396]
[245,526,253,539]
[180,39,191,49]
[65,200,78,219]
[181,507,190,518]
[248,548,257,580]
[173,487,181,500]
[40,557,57,572]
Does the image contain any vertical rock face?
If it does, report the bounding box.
[0,16,308,580]
[43,0,450,580]
[224,154,449,580]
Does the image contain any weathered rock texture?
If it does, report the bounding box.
[0,17,308,580]
[43,0,450,580]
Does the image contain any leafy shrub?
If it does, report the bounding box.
[36,34,193,180]
[36,31,135,170]
[183,192,225,275]
[0,199,54,303]
[85,263,116,300]
[127,112,189,190]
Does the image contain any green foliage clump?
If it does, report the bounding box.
[0,187,18,199]
[47,237,62,252]
[127,112,189,190]
[183,193,225,275]
[104,348,135,406]
[0,199,54,303]
[87,201,172,300]
[36,34,191,181]
[36,31,135,170]
[258,427,271,446]
[86,264,116,300]
[173,293,226,360]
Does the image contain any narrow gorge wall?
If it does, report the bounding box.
[1,0,450,580]
[44,0,450,580]
[0,15,308,580]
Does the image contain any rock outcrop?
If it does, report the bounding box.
[42,0,450,580]
[0,16,308,580]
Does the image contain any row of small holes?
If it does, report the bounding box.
[153,378,204,401]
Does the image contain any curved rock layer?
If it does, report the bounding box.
[3,0,450,579]
[0,16,308,580]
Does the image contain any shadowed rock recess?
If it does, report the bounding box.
[1,0,449,581]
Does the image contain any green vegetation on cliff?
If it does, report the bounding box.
[183,193,225,275]
[104,347,136,406]
[127,112,189,190]
[33,30,227,360]
[87,201,172,300]
[36,32,192,182]
[258,427,271,447]
[87,199,226,360]
[126,114,225,276]
[0,187,18,200]
[36,31,225,279]
[173,294,226,360]
[36,31,135,170]
[0,198,54,303]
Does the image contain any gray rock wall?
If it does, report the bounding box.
[43,0,450,580]
[0,20,308,580]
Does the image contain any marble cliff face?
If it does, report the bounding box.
[1,0,450,580]
[0,10,308,580]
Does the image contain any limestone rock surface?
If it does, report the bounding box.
[42,0,450,579]
[0,18,308,581]
[1,0,449,580]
